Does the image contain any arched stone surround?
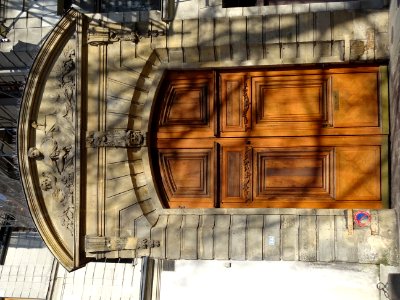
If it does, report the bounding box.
[18,9,397,270]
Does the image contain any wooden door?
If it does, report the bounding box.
[153,66,387,209]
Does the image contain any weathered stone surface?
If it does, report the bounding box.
[264,15,280,44]
[230,17,247,61]
[281,215,299,261]
[280,14,297,43]
[332,11,354,41]
[181,215,199,259]
[199,215,215,259]
[230,215,246,260]
[299,216,317,262]
[263,215,281,260]
[215,19,230,60]
[166,215,183,260]
[182,19,199,48]
[246,215,263,260]
[315,11,332,41]
[298,13,314,42]
[335,215,358,262]
[317,215,335,262]
[214,215,230,260]
[150,215,168,258]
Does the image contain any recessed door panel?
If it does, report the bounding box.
[332,72,379,128]
[158,148,214,208]
[253,75,331,127]
[253,147,334,201]
[220,74,250,133]
[157,72,214,137]
[336,146,381,201]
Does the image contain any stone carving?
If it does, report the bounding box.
[136,238,161,250]
[28,46,76,235]
[86,130,145,148]
[87,24,165,46]
[85,236,160,252]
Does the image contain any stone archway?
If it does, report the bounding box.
[18,9,397,271]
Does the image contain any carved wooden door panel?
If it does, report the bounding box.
[153,66,388,209]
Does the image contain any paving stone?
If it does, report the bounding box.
[348,0,367,10]
[316,41,334,58]
[166,215,183,260]
[277,4,293,14]
[332,11,354,41]
[298,13,314,42]
[215,18,230,60]
[370,10,389,33]
[243,6,260,16]
[150,215,168,259]
[181,215,200,259]
[317,215,335,262]
[280,14,297,43]
[167,20,182,49]
[182,19,198,48]
[214,215,230,260]
[264,15,280,44]
[246,215,263,260]
[293,3,310,14]
[230,215,246,260]
[327,2,345,10]
[263,215,281,260]
[315,11,332,41]
[227,7,243,17]
[183,47,200,63]
[281,215,299,261]
[310,2,327,12]
[260,5,278,15]
[281,43,297,62]
[199,19,215,61]
[335,215,358,262]
[231,17,247,61]
[376,32,389,59]
[199,215,215,259]
[264,43,281,63]
[175,0,199,19]
[299,215,317,262]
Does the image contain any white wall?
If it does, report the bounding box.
[160,260,381,300]
[0,231,56,298]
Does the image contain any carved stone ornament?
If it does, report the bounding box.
[87,24,165,46]
[85,236,160,253]
[86,130,145,148]
[28,45,77,236]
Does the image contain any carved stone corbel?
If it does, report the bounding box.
[87,23,165,46]
[85,236,160,253]
[85,130,145,148]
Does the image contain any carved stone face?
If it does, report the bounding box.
[28,147,43,159]
[128,131,143,146]
[40,176,52,191]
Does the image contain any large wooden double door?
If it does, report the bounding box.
[152,66,388,209]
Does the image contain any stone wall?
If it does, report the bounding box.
[390,0,400,250]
